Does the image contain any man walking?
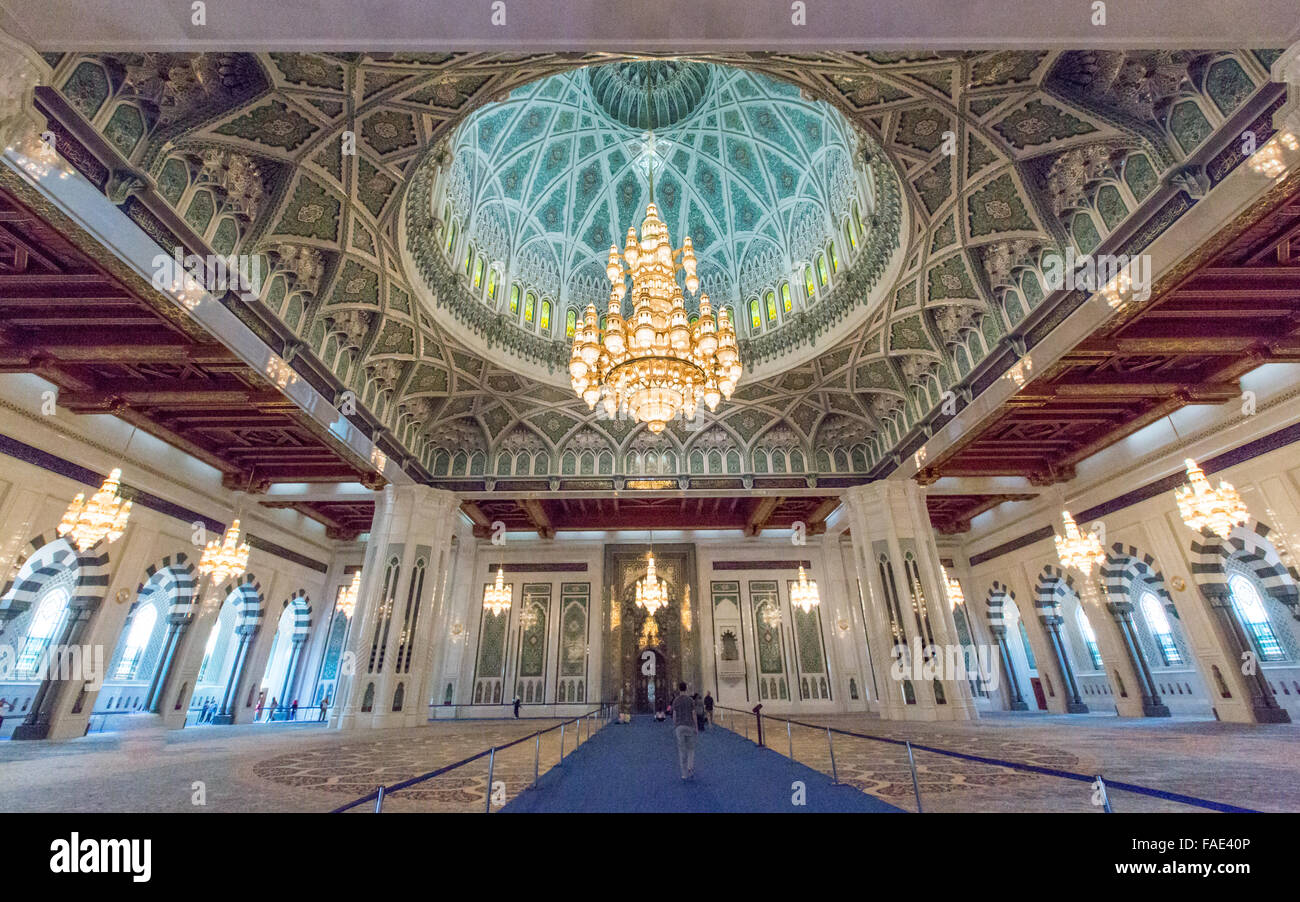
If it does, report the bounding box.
[319,696,329,722]
[703,691,714,727]
[671,682,698,780]
[513,695,521,718]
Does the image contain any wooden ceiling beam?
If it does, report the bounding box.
[521,498,555,540]
[460,500,493,539]
[745,496,781,537]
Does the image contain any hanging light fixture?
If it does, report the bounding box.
[483,563,511,617]
[636,534,669,616]
[569,81,740,433]
[790,565,820,613]
[199,519,251,584]
[941,565,965,610]
[1175,458,1249,540]
[57,468,134,552]
[336,570,361,619]
[1054,510,1106,574]
[520,604,539,630]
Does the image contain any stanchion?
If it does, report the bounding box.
[905,741,923,813]
[485,747,496,813]
[1095,774,1113,813]
[753,703,764,747]
[787,718,794,762]
[559,722,566,763]
[374,785,385,813]
[827,727,838,784]
[532,733,541,788]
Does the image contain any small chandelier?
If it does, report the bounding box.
[199,519,251,584]
[520,604,539,630]
[336,570,361,619]
[790,565,820,614]
[1175,458,1249,540]
[1054,510,1106,574]
[941,565,965,610]
[58,468,133,552]
[636,551,669,616]
[761,605,782,630]
[483,565,511,617]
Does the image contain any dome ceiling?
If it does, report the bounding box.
[432,60,884,317]
[38,48,1285,488]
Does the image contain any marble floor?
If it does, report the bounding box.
[0,710,1296,813]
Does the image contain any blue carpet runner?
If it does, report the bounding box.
[501,715,902,813]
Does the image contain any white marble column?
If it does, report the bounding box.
[335,485,460,730]
[842,481,978,721]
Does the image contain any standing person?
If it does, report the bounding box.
[513,695,521,718]
[319,696,329,722]
[693,693,706,731]
[703,691,714,726]
[671,682,698,780]
[255,695,265,722]
[291,699,299,721]
[268,697,277,722]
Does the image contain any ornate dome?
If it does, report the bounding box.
[404,59,905,381]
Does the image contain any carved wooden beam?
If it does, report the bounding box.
[745,496,781,537]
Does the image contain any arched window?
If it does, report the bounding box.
[463,244,473,275]
[486,266,498,301]
[804,265,816,299]
[524,291,536,324]
[1075,607,1103,669]
[472,255,484,289]
[509,284,520,316]
[1139,591,1182,665]
[17,587,70,675]
[749,298,761,331]
[781,283,792,313]
[764,290,777,324]
[539,299,551,331]
[1228,573,1284,661]
[565,308,577,338]
[115,603,158,679]
[816,253,828,286]
[829,241,840,273]
[847,216,859,250]
[1017,620,1037,671]
[444,220,457,254]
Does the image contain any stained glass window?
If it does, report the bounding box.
[565,308,577,337]
[445,220,457,254]
[781,282,792,313]
[539,299,551,331]
[486,266,497,300]
[749,298,761,330]
[804,265,816,298]
[765,290,777,323]
[464,245,473,274]
[509,284,520,315]
[115,603,158,679]
[829,241,840,272]
[816,253,828,286]
[472,256,484,289]
[1075,607,1103,669]
[1139,591,1182,665]
[1228,573,1284,660]
[524,292,536,323]
[17,588,69,675]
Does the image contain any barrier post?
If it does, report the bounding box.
[559,722,566,763]
[532,733,541,788]
[485,747,496,813]
[827,727,838,784]
[374,785,385,813]
[752,703,764,748]
[905,741,923,813]
[787,719,794,761]
[1095,774,1113,813]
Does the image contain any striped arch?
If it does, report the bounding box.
[220,574,264,636]
[1190,520,1300,610]
[137,553,199,624]
[1034,565,1078,615]
[0,532,111,620]
[985,581,1016,631]
[283,590,312,641]
[1102,543,1175,614]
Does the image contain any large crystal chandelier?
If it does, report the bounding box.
[1054,511,1106,574]
[336,570,361,619]
[790,565,820,613]
[199,519,251,584]
[569,117,740,433]
[636,551,669,616]
[57,468,133,552]
[483,565,511,617]
[1175,458,1249,540]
